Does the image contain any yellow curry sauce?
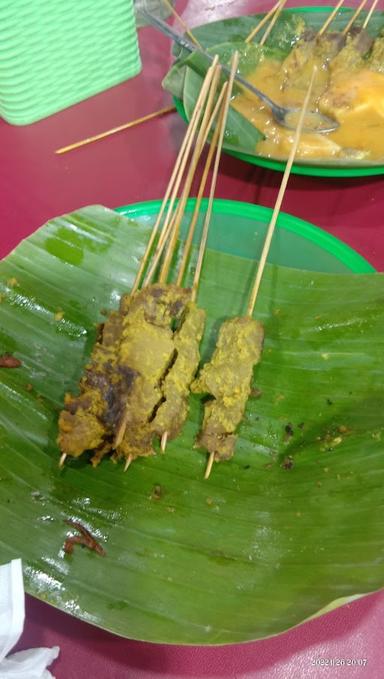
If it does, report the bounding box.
[232,54,384,162]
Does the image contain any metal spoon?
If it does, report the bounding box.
[140,8,339,134]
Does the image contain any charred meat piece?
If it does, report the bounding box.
[192,317,264,462]
[58,311,137,458]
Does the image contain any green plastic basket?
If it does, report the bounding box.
[0,0,141,125]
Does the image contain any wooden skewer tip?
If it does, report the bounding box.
[59,452,67,468]
[161,431,168,453]
[204,452,215,480]
[124,454,133,472]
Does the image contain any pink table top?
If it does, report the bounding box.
[1,1,384,677]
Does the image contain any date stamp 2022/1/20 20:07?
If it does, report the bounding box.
[311,657,368,668]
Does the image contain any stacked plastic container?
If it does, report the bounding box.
[0,0,141,125]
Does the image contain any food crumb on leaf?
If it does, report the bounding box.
[0,353,22,368]
[63,519,106,556]
[150,484,163,500]
[281,456,294,470]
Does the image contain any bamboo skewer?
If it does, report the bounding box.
[158,64,222,284]
[362,0,380,28]
[131,57,219,296]
[175,97,225,287]
[161,0,202,48]
[204,451,215,481]
[318,0,345,36]
[55,105,175,155]
[204,67,317,482]
[157,73,225,285]
[342,0,368,35]
[124,454,133,472]
[193,53,239,300]
[260,0,287,47]
[143,69,225,288]
[246,68,317,318]
[160,431,168,453]
[245,0,283,44]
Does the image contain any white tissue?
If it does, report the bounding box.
[0,559,59,678]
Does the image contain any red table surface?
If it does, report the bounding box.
[1,1,384,677]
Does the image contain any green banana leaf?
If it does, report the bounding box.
[0,201,384,645]
[163,7,384,171]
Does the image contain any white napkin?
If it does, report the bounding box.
[0,559,59,678]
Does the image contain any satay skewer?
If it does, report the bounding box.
[202,68,317,480]
[153,53,239,455]
[58,56,221,470]
[115,56,232,464]
[114,64,224,456]
[156,56,239,453]
[112,61,221,453]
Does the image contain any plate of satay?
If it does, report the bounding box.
[164,3,384,176]
[0,54,384,645]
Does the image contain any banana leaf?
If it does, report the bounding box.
[163,7,384,171]
[0,201,384,645]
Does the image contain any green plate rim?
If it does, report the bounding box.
[115,198,375,273]
[172,5,384,178]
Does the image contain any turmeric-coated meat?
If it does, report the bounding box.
[58,311,137,458]
[192,317,264,461]
[116,285,193,461]
[152,302,206,441]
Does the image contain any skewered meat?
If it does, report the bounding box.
[58,311,137,458]
[368,32,384,73]
[112,285,195,459]
[192,317,264,461]
[58,284,192,463]
[282,31,345,88]
[330,28,374,73]
[151,302,206,441]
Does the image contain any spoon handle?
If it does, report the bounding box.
[139,8,285,116]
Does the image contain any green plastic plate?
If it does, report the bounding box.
[115,199,375,273]
[173,6,384,178]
